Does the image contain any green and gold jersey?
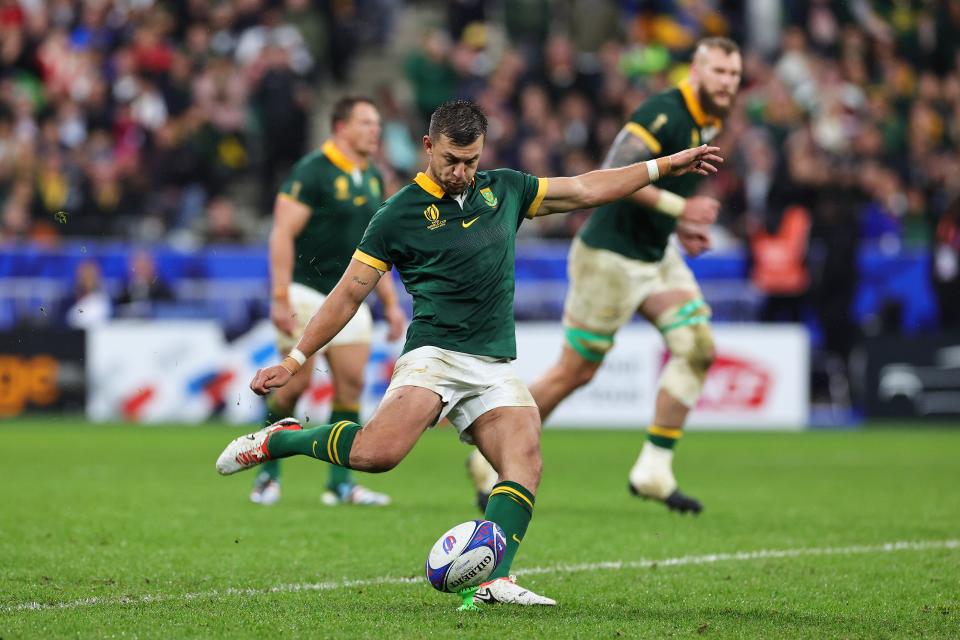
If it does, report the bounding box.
[278,140,384,294]
[354,169,547,359]
[578,80,722,262]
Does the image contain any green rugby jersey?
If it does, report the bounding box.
[354,169,547,359]
[279,140,384,294]
[579,80,722,262]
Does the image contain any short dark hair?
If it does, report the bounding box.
[428,100,488,146]
[331,95,375,130]
[696,36,740,55]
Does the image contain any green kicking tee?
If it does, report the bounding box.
[578,80,723,262]
[354,169,548,359]
[278,140,384,294]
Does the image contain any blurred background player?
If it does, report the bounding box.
[251,96,406,506]
[468,37,742,514]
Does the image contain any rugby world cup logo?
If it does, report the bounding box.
[442,535,457,554]
[424,204,445,230]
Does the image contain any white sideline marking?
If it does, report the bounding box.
[6,539,957,614]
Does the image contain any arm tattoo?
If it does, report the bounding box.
[351,275,370,286]
[601,128,655,169]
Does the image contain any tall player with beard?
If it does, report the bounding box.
[467,38,743,514]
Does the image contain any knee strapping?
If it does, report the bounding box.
[656,301,715,407]
[564,326,614,362]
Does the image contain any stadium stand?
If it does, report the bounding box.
[1,1,959,410]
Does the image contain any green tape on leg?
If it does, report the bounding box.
[675,299,705,318]
[564,326,613,362]
[658,299,711,334]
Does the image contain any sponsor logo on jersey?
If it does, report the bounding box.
[424,204,445,230]
[462,216,480,228]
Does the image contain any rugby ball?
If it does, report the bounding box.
[425,520,506,592]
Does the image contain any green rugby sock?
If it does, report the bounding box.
[647,424,683,450]
[327,405,360,491]
[484,481,535,579]
[256,397,293,483]
[266,421,360,469]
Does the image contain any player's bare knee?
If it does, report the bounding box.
[349,446,402,473]
[688,324,715,375]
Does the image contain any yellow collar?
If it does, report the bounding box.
[678,80,721,129]
[414,172,446,199]
[322,140,366,174]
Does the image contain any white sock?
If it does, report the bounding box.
[629,441,677,499]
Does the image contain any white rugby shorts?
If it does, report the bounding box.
[385,346,536,443]
[563,237,703,334]
[275,282,373,353]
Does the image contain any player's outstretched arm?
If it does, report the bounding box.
[536,145,722,216]
[601,127,720,226]
[249,259,382,395]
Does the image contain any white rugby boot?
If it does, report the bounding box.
[473,575,556,606]
[250,476,281,505]
[321,484,392,506]
[216,418,302,475]
[628,441,703,514]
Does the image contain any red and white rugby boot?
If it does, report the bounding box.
[216,418,301,475]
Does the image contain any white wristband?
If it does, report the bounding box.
[288,348,307,366]
[654,190,686,218]
[645,159,660,183]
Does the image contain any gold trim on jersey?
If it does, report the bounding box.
[624,122,662,154]
[353,249,391,272]
[322,140,367,174]
[677,80,721,129]
[277,192,302,204]
[525,177,549,218]
[413,172,445,199]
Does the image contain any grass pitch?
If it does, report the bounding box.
[3,420,959,639]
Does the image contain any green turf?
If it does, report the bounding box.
[3,420,959,639]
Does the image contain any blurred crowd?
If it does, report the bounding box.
[0,0,393,245]
[2,1,960,335]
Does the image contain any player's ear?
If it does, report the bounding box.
[423,135,433,155]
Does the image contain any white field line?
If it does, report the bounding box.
[5,539,957,614]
